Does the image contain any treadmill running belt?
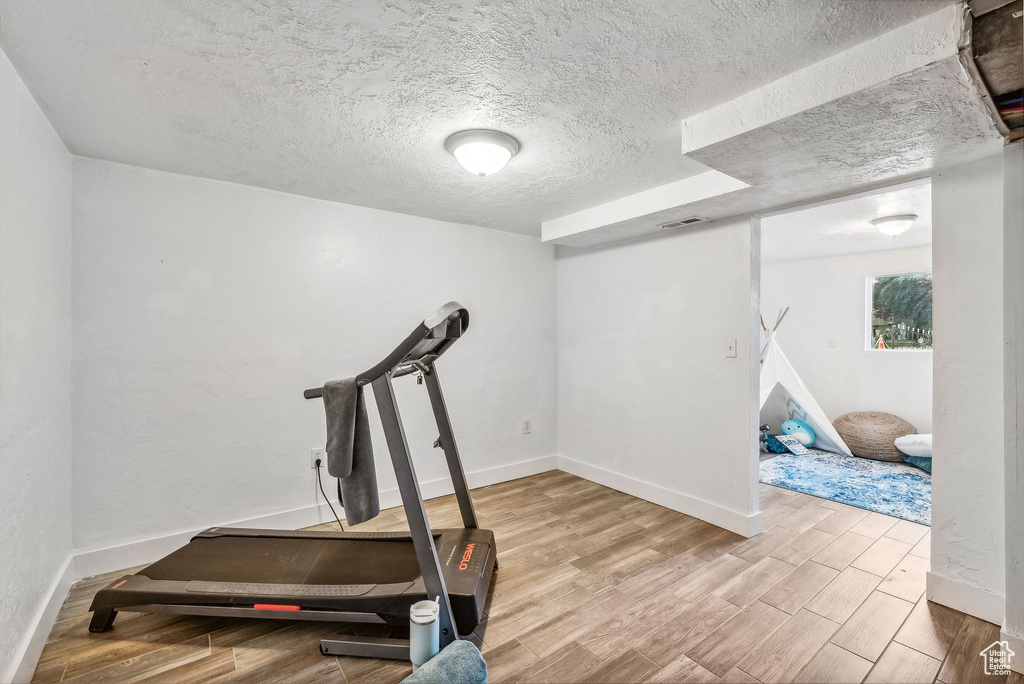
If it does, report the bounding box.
[141,537,423,586]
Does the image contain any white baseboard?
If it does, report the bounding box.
[72,503,337,580]
[6,554,75,684]
[73,450,768,578]
[72,454,558,580]
[927,570,1005,625]
[556,455,763,537]
[1000,626,1024,675]
[25,452,764,681]
[425,454,558,501]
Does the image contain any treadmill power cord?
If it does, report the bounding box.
[315,458,345,531]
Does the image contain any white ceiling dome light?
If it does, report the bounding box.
[871,214,918,237]
[445,129,520,177]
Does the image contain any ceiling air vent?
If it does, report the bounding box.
[659,216,706,230]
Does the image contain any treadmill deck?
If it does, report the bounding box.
[89,526,496,634]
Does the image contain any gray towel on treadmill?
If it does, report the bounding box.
[322,378,379,525]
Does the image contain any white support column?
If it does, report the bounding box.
[928,154,1006,624]
[1002,140,1024,672]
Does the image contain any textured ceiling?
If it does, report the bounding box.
[761,180,932,264]
[555,55,1002,247]
[0,0,952,235]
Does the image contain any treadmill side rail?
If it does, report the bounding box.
[320,635,411,660]
[125,603,386,624]
[424,365,478,530]
[372,373,459,650]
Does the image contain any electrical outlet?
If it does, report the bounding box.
[725,338,737,358]
[522,419,532,435]
[311,446,326,469]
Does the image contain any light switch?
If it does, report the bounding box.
[827,336,837,348]
[725,338,737,358]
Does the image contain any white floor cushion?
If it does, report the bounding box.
[894,433,932,458]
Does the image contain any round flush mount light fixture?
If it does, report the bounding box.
[871,214,918,237]
[445,129,520,177]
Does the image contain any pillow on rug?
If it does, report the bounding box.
[904,456,932,473]
[895,433,932,458]
[764,434,790,454]
[895,433,932,473]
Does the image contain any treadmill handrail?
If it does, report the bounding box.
[87,303,492,661]
[191,527,442,542]
[303,301,468,398]
[299,302,482,650]
[302,303,480,535]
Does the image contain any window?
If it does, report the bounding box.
[867,273,933,351]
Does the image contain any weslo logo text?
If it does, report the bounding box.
[459,543,475,571]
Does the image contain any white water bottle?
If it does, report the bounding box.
[409,597,440,670]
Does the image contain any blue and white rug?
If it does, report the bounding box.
[760,449,931,525]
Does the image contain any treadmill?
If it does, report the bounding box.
[88,302,497,660]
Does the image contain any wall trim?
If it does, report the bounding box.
[7,554,75,684]
[1001,625,1024,675]
[29,452,768,681]
[556,455,763,537]
[927,570,1005,626]
[72,450,769,579]
[72,455,558,580]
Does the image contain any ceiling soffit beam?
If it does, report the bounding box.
[540,170,748,243]
[541,4,1005,249]
[969,0,1018,16]
[551,53,1000,249]
[680,3,967,154]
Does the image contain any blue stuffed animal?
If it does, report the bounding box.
[781,419,816,447]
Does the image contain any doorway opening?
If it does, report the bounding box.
[755,179,933,528]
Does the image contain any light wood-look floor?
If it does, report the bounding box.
[32,471,1022,683]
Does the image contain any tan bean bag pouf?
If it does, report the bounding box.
[833,411,918,462]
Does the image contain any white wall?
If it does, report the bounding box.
[556,217,761,536]
[1002,141,1024,670]
[71,157,557,559]
[928,154,1005,624]
[761,246,933,432]
[0,48,74,682]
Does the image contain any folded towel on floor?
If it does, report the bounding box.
[402,640,487,684]
[322,377,379,525]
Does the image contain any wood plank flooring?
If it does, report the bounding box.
[31,472,1021,683]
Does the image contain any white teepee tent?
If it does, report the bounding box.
[760,308,852,456]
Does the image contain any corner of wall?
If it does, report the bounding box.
[4,555,75,684]
[927,570,1005,626]
[748,216,763,517]
[555,454,763,537]
[1,42,75,684]
[1003,140,1024,656]
[929,153,1006,624]
[1001,625,1024,676]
